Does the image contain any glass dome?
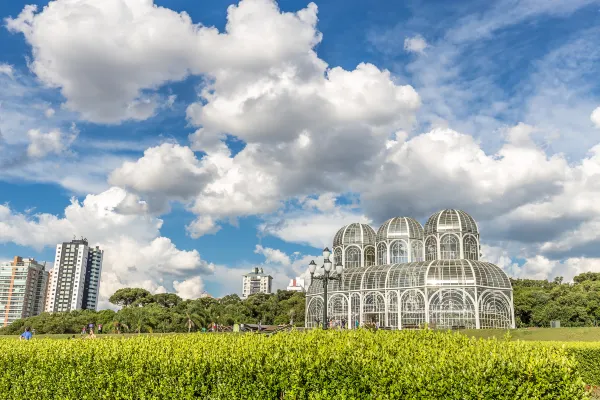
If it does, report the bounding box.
[333,223,376,247]
[376,217,424,242]
[424,209,479,236]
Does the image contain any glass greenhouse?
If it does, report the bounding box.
[306,210,515,330]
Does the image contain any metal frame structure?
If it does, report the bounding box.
[306,210,515,330]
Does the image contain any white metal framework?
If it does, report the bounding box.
[306,210,515,330]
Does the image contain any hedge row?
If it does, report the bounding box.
[0,330,589,399]
[534,341,600,388]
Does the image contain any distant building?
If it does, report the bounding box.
[286,278,306,292]
[0,256,49,327]
[242,267,273,298]
[46,238,104,313]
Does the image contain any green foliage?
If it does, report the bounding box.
[530,341,600,387]
[0,290,305,335]
[511,273,600,328]
[109,288,152,307]
[0,330,589,399]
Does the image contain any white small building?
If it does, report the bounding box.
[242,267,272,298]
[286,278,305,292]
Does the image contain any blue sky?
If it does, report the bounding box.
[2,0,600,304]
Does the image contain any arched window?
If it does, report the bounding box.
[364,247,375,267]
[440,235,459,260]
[377,242,387,265]
[334,248,342,266]
[390,240,408,263]
[464,236,478,260]
[411,240,424,262]
[345,247,360,269]
[425,237,437,261]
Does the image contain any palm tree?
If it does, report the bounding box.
[186,312,195,333]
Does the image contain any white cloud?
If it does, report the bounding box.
[260,205,370,249]
[109,143,216,205]
[404,35,428,54]
[591,106,600,128]
[44,108,55,118]
[173,276,206,300]
[26,127,77,158]
[0,64,14,78]
[5,0,325,123]
[0,187,215,304]
[186,216,221,238]
[255,244,291,265]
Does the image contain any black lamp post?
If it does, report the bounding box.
[309,247,343,330]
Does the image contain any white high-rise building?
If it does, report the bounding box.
[46,238,103,313]
[242,267,272,298]
[0,257,49,327]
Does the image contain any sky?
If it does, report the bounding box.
[2,0,600,308]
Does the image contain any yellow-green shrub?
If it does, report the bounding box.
[0,330,589,399]
[528,341,600,387]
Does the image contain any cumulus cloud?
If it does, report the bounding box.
[5,0,326,123]
[404,35,428,54]
[186,216,221,238]
[255,245,291,265]
[109,143,216,208]
[0,187,215,304]
[173,276,205,300]
[26,127,77,158]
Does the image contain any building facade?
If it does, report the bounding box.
[306,209,515,330]
[46,239,103,313]
[286,278,306,292]
[0,257,49,327]
[242,267,273,298]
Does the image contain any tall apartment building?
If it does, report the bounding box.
[0,257,49,327]
[46,238,103,313]
[242,267,273,298]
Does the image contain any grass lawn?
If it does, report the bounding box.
[458,327,600,342]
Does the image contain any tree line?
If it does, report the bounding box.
[512,272,600,327]
[0,288,305,335]
[2,271,600,334]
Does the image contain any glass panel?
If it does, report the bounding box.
[377,242,387,265]
[390,240,408,263]
[411,240,423,262]
[364,247,375,267]
[440,234,459,260]
[425,237,437,261]
[345,247,361,269]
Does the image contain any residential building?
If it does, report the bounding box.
[286,277,305,292]
[242,267,273,298]
[46,238,103,313]
[82,246,103,310]
[0,257,49,327]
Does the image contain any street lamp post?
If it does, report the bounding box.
[309,247,344,330]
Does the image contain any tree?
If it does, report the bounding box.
[109,288,152,307]
[153,293,182,308]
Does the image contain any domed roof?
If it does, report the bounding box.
[307,259,510,295]
[424,209,478,236]
[376,217,424,242]
[333,223,376,247]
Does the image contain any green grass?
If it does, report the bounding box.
[457,327,600,342]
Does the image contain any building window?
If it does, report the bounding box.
[364,247,375,267]
[377,242,387,265]
[345,247,360,269]
[425,237,437,261]
[464,236,478,260]
[390,240,408,264]
[440,234,459,260]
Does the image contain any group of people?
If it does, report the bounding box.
[19,322,105,340]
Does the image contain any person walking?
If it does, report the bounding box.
[98,324,103,334]
[20,327,33,341]
[81,326,87,335]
